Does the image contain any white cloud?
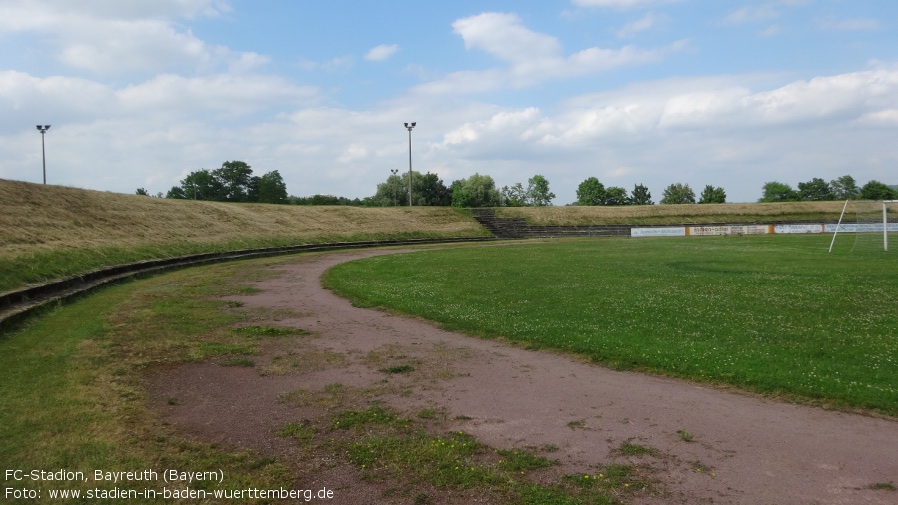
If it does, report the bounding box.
[415,13,682,95]
[616,12,667,38]
[0,0,250,75]
[724,5,781,24]
[571,0,680,9]
[817,17,881,31]
[365,44,399,61]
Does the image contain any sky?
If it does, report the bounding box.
[1,0,897,204]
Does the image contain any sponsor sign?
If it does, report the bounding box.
[631,227,686,238]
[824,223,898,233]
[773,224,823,234]
[688,225,771,236]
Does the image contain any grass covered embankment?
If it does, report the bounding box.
[496,201,882,226]
[0,179,489,292]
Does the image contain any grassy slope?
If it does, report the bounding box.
[0,179,488,292]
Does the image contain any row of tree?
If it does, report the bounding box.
[159,161,289,204]
[759,175,898,202]
[142,162,895,207]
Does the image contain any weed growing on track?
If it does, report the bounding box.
[1,253,653,504]
[323,236,898,416]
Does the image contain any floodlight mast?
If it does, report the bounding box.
[404,122,416,206]
[36,125,51,184]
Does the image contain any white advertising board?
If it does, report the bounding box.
[824,223,898,233]
[688,225,771,236]
[631,227,686,238]
[773,224,823,234]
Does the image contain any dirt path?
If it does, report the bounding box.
[149,248,898,504]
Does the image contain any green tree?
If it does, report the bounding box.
[830,175,860,200]
[576,177,606,206]
[604,186,630,206]
[526,174,555,206]
[798,177,834,201]
[698,185,726,204]
[172,169,221,200]
[758,181,799,202]
[372,172,407,206]
[166,186,186,199]
[660,183,696,204]
[135,188,149,196]
[370,170,447,206]
[451,173,501,207]
[859,180,898,200]
[630,183,653,205]
[256,170,288,204]
[419,172,451,206]
[501,183,528,207]
[213,161,254,202]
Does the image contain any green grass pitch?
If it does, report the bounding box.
[323,235,898,416]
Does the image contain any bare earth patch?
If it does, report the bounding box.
[147,248,898,504]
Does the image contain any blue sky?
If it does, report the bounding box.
[1,0,897,203]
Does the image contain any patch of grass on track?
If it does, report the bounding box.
[0,256,307,501]
[1,250,649,505]
[323,236,898,416]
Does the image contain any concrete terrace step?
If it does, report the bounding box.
[471,209,632,239]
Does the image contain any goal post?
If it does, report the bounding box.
[885,200,897,252]
[828,199,897,253]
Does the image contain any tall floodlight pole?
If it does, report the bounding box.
[390,168,399,206]
[36,125,51,184]
[404,122,416,206]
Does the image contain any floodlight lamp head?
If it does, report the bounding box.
[411,122,416,127]
[403,123,409,128]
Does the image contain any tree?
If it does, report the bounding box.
[135,188,149,196]
[698,185,726,204]
[419,172,451,206]
[797,177,834,201]
[369,170,447,206]
[859,180,898,200]
[660,183,696,204]
[830,175,860,200]
[576,177,606,206]
[526,174,555,206]
[256,170,288,204]
[630,184,653,205]
[213,161,254,202]
[604,186,630,206]
[500,183,528,207]
[170,169,221,200]
[451,173,501,207]
[758,181,798,202]
[166,186,187,199]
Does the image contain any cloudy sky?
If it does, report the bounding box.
[1,0,896,203]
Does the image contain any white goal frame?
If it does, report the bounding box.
[829,200,897,253]
[885,200,896,252]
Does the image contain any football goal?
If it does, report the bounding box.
[829,200,898,253]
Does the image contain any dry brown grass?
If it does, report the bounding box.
[496,201,883,226]
[0,179,487,259]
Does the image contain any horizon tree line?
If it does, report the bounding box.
[139,162,897,207]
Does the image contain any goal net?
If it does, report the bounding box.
[829,200,898,254]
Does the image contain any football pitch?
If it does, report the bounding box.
[324,235,898,416]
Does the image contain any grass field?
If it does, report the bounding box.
[323,235,898,416]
